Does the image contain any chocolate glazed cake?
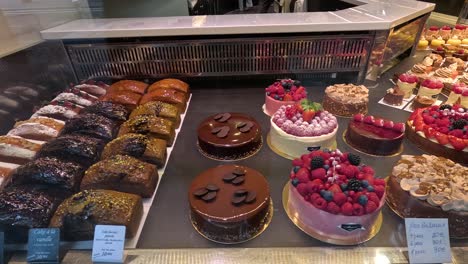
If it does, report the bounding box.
[189,165,271,243]
[197,113,262,160]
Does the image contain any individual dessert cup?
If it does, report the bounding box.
[345,114,405,156]
[445,83,465,105]
[383,87,404,106]
[408,64,432,82]
[417,79,444,99]
[439,26,452,41]
[285,149,386,245]
[453,24,467,38]
[189,164,272,244]
[396,73,418,99]
[411,95,435,110]
[387,155,468,238]
[406,104,468,164]
[426,53,444,67]
[432,46,446,58]
[432,66,458,91]
[417,37,429,50]
[264,79,307,116]
[462,38,468,45]
[453,49,468,61]
[430,37,445,49]
[270,101,338,159]
[425,26,439,41]
[197,113,262,160]
[322,84,368,117]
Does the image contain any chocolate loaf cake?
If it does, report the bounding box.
[81,101,129,122]
[61,113,119,142]
[49,189,143,241]
[101,134,167,167]
[81,155,158,198]
[119,116,175,146]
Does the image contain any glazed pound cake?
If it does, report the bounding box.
[50,189,143,241]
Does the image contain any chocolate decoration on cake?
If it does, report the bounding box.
[215,126,230,138]
[205,184,219,191]
[194,188,209,197]
[211,127,223,134]
[223,173,237,182]
[232,176,245,185]
[237,122,246,128]
[189,165,271,243]
[201,191,217,201]
[197,113,262,160]
[233,167,246,176]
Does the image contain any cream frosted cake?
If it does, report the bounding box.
[270,101,337,159]
[287,149,386,244]
[264,79,307,116]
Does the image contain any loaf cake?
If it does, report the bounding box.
[109,80,148,95]
[148,78,190,94]
[101,91,142,111]
[73,80,109,97]
[101,134,167,167]
[81,101,129,122]
[37,134,105,166]
[139,89,187,112]
[0,162,18,189]
[49,189,143,240]
[9,157,85,192]
[81,155,158,198]
[129,101,180,128]
[119,115,175,146]
[8,117,64,141]
[31,105,79,121]
[51,93,94,107]
[322,84,369,117]
[61,113,119,142]
[0,136,42,164]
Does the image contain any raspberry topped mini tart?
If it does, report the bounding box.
[345,114,405,156]
[322,84,369,117]
[264,79,307,116]
[406,104,468,164]
[286,149,385,245]
[445,83,466,106]
[417,79,444,99]
[396,73,418,99]
[270,101,338,159]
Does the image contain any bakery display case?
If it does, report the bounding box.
[0,0,467,263]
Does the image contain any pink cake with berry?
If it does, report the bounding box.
[264,79,307,116]
[406,104,468,164]
[270,101,338,159]
[345,114,405,156]
[397,73,418,99]
[287,150,385,244]
[417,79,443,99]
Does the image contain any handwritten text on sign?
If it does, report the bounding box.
[405,218,451,264]
[92,225,126,263]
[27,228,60,263]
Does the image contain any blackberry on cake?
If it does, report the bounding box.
[264,79,307,116]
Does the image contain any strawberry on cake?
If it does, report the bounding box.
[406,104,468,164]
[396,73,418,99]
[264,79,307,116]
[270,101,338,159]
[286,149,385,244]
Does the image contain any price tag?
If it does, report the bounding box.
[405,218,452,264]
[26,228,60,263]
[92,225,126,263]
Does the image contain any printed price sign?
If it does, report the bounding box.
[92,225,126,263]
[405,218,452,263]
[26,228,60,263]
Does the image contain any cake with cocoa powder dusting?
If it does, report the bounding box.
[387,154,467,238]
[322,84,368,117]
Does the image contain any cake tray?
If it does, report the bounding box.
[342,129,404,158]
[262,104,270,116]
[196,136,263,162]
[266,133,337,160]
[190,198,273,244]
[282,183,383,246]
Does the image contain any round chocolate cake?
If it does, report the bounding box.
[197,113,262,160]
[189,164,271,243]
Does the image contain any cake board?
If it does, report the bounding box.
[342,130,404,158]
[266,132,337,160]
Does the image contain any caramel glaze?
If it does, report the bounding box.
[197,113,262,160]
[189,165,270,242]
[345,121,404,156]
[322,94,367,117]
[387,175,467,238]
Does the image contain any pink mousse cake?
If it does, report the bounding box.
[287,149,386,244]
[265,79,307,116]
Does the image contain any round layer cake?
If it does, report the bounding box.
[322,84,368,117]
[386,154,467,238]
[264,79,307,116]
[406,104,467,164]
[270,102,338,159]
[189,164,271,243]
[197,113,262,160]
[345,114,405,156]
[287,149,386,244]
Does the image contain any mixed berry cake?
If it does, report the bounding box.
[264,79,307,116]
[406,104,468,164]
[322,84,368,117]
[387,155,467,238]
[345,114,405,156]
[197,113,262,160]
[287,149,385,244]
[189,165,271,243]
[396,73,418,99]
[270,101,338,159]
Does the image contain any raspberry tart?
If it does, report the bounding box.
[264,79,307,116]
[345,114,405,156]
[406,104,468,164]
[286,149,385,245]
[396,73,418,99]
[270,101,338,159]
[417,79,444,99]
[322,84,369,117]
[387,155,467,238]
[445,83,466,106]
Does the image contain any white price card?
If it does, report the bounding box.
[92,225,126,263]
[405,218,452,264]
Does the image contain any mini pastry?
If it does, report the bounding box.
[412,95,435,110]
[447,36,462,46]
[425,26,439,41]
[383,87,405,106]
[445,83,465,105]
[430,37,445,49]
[108,80,148,95]
[9,117,64,141]
[439,26,452,40]
[0,136,42,165]
[418,79,444,99]
[432,46,445,58]
[432,66,458,91]
[408,63,431,81]
[396,73,418,98]
[453,49,468,61]
[442,57,465,73]
[453,24,466,37]
[148,79,190,94]
[417,37,429,50]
